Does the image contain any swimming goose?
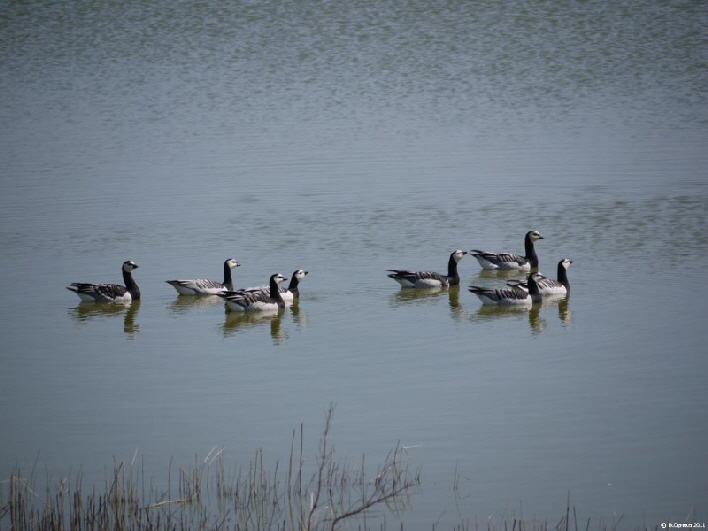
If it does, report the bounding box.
[67,260,140,302]
[387,249,467,288]
[217,273,288,312]
[239,269,308,303]
[469,271,543,305]
[166,258,240,295]
[471,230,544,270]
[507,258,572,295]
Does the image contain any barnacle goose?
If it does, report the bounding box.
[387,249,467,288]
[217,273,288,312]
[239,269,308,303]
[507,258,572,295]
[468,271,543,305]
[166,258,240,295]
[471,230,544,270]
[67,260,140,302]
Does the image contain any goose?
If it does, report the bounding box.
[217,273,288,312]
[471,230,544,270]
[507,258,572,295]
[239,269,308,303]
[67,260,140,302]
[166,258,240,295]
[387,249,467,288]
[468,271,543,305]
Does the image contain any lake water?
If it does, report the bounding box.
[2,0,707,528]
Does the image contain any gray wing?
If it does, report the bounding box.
[469,285,529,302]
[69,283,128,301]
[509,274,563,291]
[387,270,446,282]
[472,251,527,265]
[170,278,224,289]
[536,276,562,290]
[219,290,272,305]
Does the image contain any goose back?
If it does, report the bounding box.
[469,272,543,305]
[387,249,467,288]
[67,261,140,302]
[239,269,308,303]
[218,273,288,312]
[471,230,543,270]
[166,258,240,295]
[506,258,571,295]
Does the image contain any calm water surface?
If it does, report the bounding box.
[2,0,707,528]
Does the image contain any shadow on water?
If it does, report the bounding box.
[67,300,141,338]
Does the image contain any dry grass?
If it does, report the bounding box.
[1,408,693,530]
[0,406,420,530]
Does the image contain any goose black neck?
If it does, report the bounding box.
[526,274,540,296]
[223,262,234,290]
[524,237,539,268]
[269,277,284,303]
[286,276,300,297]
[446,254,460,285]
[123,269,141,300]
[557,262,570,290]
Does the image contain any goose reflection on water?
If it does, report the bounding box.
[221,307,287,344]
[288,299,308,330]
[555,295,572,324]
[526,296,571,334]
[475,269,531,281]
[67,300,141,337]
[220,298,308,345]
[472,301,535,320]
[389,285,467,323]
[391,286,445,303]
[470,294,571,333]
[167,294,224,315]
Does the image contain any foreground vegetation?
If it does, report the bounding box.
[0,408,690,530]
[1,407,419,530]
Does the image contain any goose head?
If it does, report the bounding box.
[526,230,544,242]
[451,249,467,262]
[292,269,309,280]
[122,260,139,272]
[270,273,288,285]
[225,258,241,269]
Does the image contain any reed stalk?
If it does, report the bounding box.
[0,409,674,530]
[0,405,420,530]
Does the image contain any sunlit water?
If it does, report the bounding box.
[2,0,707,528]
